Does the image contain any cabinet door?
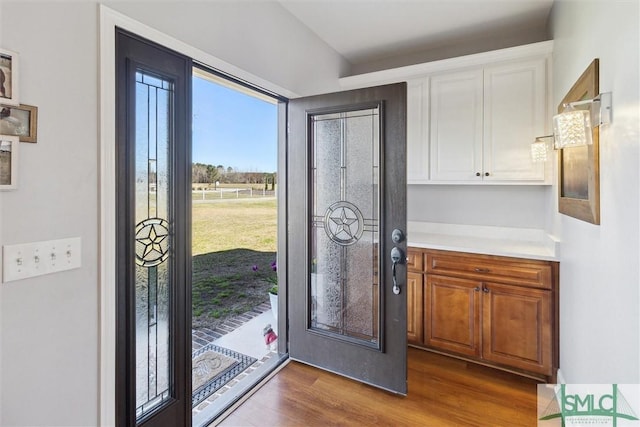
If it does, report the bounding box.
[406,248,423,272]
[429,69,483,181]
[482,282,552,375]
[425,274,481,356]
[407,78,430,183]
[407,272,424,345]
[483,59,546,181]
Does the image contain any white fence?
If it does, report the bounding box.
[192,188,275,200]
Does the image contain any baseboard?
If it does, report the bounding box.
[416,346,549,382]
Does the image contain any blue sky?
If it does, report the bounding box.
[192,75,277,172]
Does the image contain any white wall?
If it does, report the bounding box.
[103,1,349,97]
[352,23,548,75]
[0,1,347,425]
[408,185,550,229]
[550,0,639,383]
[1,3,100,426]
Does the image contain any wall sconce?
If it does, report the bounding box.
[552,92,612,149]
[553,105,593,148]
[533,91,612,159]
[531,135,555,162]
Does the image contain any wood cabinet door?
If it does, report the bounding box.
[483,58,546,181]
[425,274,481,357]
[406,248,423,271]
[481,282,552,375]
[407,272,424,345]
[429,69,483,181]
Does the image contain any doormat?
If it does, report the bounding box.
[192,343,257,407]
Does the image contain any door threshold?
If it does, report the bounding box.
[194,354,290,427]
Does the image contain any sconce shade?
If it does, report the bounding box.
[531,137,550,162]
[553,108,592,149]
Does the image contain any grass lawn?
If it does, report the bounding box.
[191,198,277,330]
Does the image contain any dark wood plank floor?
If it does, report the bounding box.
[219,347,540,426]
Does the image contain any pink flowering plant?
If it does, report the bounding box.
[252,260,278,295]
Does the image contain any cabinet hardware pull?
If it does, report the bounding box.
[485,172,490,176]
[475,172,481,177]
[474,267,490,273]
[482,287,490,293]
[474,287,480,292]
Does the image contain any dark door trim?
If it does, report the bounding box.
[115,28,192,427]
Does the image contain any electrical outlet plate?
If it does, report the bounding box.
[2,237,81,282]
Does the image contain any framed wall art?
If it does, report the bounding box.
[557,59,600,225]
[0,48,19,106]
[0,135,19,190]
[0,104,38,142]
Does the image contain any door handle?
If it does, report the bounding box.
[390,246,404,295]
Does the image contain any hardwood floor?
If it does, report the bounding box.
[219,347,540,426]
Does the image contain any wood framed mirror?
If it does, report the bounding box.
[557,58,600,224]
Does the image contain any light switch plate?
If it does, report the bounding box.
[3,237,81,282]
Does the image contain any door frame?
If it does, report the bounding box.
[99,6,297,425]
[116,28,193,425]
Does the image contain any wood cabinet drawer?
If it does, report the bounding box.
[407,249,423,272]
[425,250,552,289]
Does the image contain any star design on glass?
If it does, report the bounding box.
[323,201,364,246]
[135,218,170,267]
[330,208,358,238]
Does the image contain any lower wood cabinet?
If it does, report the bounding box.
[407,272,424,345]
[481,281,552,375]
[425,274,480,357]
[408,248,559,382]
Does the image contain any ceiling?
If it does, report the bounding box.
[279,0,554,72]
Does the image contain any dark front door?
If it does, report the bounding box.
[288,83,408,394]
[116,29,192,426]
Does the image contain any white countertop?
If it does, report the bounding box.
[407,221,560,261]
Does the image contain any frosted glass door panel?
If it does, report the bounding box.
[310,107,380,348]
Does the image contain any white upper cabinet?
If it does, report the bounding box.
[429,69,484,181]
[406,78,430,182]
[429,58,547,183]
[483,59,546,182]
[339,41,553,185]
